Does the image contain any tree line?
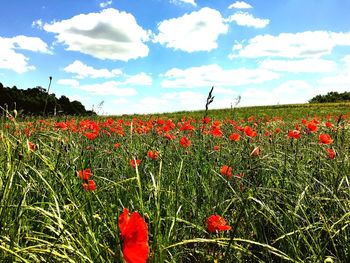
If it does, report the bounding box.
[309,91,350,103]
[0,82,95,116]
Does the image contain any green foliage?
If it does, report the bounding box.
[0,82,93,116]
[309,91,350,103]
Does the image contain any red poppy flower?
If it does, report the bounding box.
[288,130,301,139]
[319,133,333,144]
[213,145,220,151]
[180,136,191,148]
[275,127,281,134]
[307,122,318,133]
[114,143,121,149]
[326,148,335,159]
[84,132,98,140]
[202,117,210,124]
[244,126,257,137]
[229,133,240,142]
[211,127,223,137]
[207,214,231,233]
[27,141,36,151]
[79,168,92,180]
[82,180,96,191]
[130,159,141,169]
[325,122,333,128]
[147,150,159,160]
[220,165,233,179]
[164,133,175,140]
[119,208,149,263]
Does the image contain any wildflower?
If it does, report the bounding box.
[220,165,233,179]
[207,215,231,233]
[114,143,121,149]
[119,208,149,263]
[288,130,301,139]
[84,132,98,140]
[213,145,220,151]
[180,136,191,148]
[244,126,257,137]
[27,141,36,151]
[202,117,210,124]
[325,122,333,128]
[130,159,141,169]
[211,126,223,137]
[163,133,175,140]
[82,180,96,191]
[307,122,318,133]
[326,148,335,159]
[229,133,240,142]
[147,150,159,160]
[78,168,92,180]
[275,127,281,134]
[319,133,333,144]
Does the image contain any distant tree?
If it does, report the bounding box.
[0,82,92,116]
[309,91,350,103]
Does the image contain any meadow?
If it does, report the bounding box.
[0,102,350,262]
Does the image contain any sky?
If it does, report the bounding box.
[1,0,350,115]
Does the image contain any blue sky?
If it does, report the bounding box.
[1,0,350,115]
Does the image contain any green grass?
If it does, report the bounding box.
[1,102,350,262]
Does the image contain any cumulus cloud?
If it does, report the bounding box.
[43,8,150,61]
[123,72,152,86]
[0,35,50,73]
[100,0,112,8]
[59,80,137,96]
[228,1,252,9]
[57,79,80,86]
[153,7,228,52]
[62,60,152,85]
[259,58,337,73]
[230,31,350,59]
[170,0,197,6]
[227,12,269,28]
[318,55,350,90]
[161,64,279,88]
[32,19,43,29]
[240,80,316,106]
[63,60,122,79]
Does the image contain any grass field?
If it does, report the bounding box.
[1,102,350,262]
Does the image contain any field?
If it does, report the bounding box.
[1,102,350,262]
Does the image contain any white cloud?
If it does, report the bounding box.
[161,64,280,88]
[227,12,269,28]
[318,55,350,91]
[124,72,152,86]
[100,0,112,8]
[153,7,228,52]
[111,98,129,104]
[0,35,50,73]
[240,80,316,106]
[259,58,337,73]
[57,79,80,86]
[170,0,197,6]
[32,19,43,29]
[44,8,150,61]
[230,31,350,59]
[228,1,252,9]
[63,60,122,79]
[75,81,137,96]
